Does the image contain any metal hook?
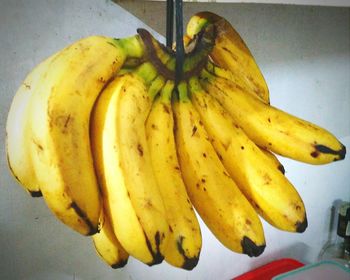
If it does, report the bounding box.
[175,0,184,85]
[166,0,174,48]
[166,0,184,85]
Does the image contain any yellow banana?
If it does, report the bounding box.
[6,53,58,197]
[200,71,346,165]
[92,209,129,269]
[189,77,307,232]
[28,35,144,236]
[90,63,169,266]
[186,11,269,103]
[173,82,266,256]
[145,81,202,270]
[205,61,267,103]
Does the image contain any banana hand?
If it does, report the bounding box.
[174,82,266,257]
[90,64,169,266]
[29,35,143,235]
[189,77,307,233]
[200,71,346,165]
[146,81,202,270]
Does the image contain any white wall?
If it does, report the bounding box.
[0,1,349,279]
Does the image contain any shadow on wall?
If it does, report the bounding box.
[318,199,348,260]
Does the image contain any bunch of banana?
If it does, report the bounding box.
[6,10,346,271]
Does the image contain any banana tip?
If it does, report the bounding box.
[177,236,200,270]
[111,258,128,269]
[241,237,266,257]
[146,255,164,266]
[181,256,200,270]
[296,216,308,233]
[339,144,346,160]
[29,190,43,197]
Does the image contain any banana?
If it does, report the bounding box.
[28,35,144,236]
[200,71,346,165]
[186,11,269,104]
[90,63,169,266]
[189,77,307,232]
[92,209,129,269]
[173,82,266,256]
[145,81,202,270]
[205,61,266,104]
[6,53,59,197]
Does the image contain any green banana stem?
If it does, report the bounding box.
[206,60,217,74]
[112,35,144,58]
[134,62,158,85]
[137,26,215,81]
[187,18,210,38]
[188,76,203,96]
[160,80,175,103]
[177,81,190,103]
[199,68,215,82]
[148,76,166,101]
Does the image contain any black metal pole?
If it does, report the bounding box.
[166,0,174,48]
[175,0,184,85]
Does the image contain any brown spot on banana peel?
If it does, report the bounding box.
[176,235,200,270]
[162,104,170,114]
[311,144,346,160]
[144,230,164,266]
[241,236,265,257]
[111,258,128,269]
[137,143,144,157]
[169,225,174,233]
[191,125,198,136]
[70,202,97,235]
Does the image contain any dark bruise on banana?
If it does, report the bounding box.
[176,235,200,270]
[143,230,164,266]
[70,201,98,235]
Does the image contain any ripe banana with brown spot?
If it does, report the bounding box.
[90,63,169,266]
[173,82,266,257]
[146,80,202,270]
[28,35,144,236]
[186,11,269,103]
[200,70,346,165]
[189,77,307,233]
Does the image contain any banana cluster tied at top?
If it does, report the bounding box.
[6,12,346,270]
